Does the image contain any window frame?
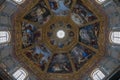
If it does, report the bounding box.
[109,31,120,44]
[95,0,106,4]
[91,68,105,80]
[0,31,11,44]
[12,0,25,4]
[13,68,28,80]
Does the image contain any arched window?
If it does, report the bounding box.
[12,0,25,4]
[110,31,120,44]
[0,31,10,44]
[13,68,28,80]
[91,68,105,80]
[95,0,106,4]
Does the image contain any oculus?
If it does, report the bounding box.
[56,30,65,39]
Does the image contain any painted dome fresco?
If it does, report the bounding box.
[13,0,106,79]
[0,0,120,80]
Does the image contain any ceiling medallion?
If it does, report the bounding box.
[13,0,107,80]
[45,21,77,51]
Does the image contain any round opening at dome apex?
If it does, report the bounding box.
[56,30,65,39]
